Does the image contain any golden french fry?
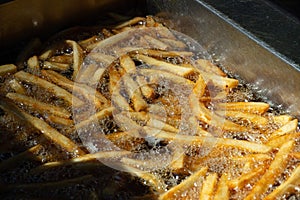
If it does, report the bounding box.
[43,61,70,72]
[114,113,142,132]
[75,107,114,129]
[46,115,74,126]
[271,114,293,125]
[200,70,238,89]
[159,167,208,200]
[66,40,84,80]
[269,119,298,139]
[9,79,26,94]
[39,49,52,60]
[217,110,268,126]
[14,71,84,107]
[143,127,272,153]
[147,118,178,133]
[134,54,194,77]
[214,174,229,199]
[264,164,300,200]
[215,102,270,114]
[266,132,300,148]
[195,59,226,77]
[244,140,295,200]
[199,173,218,200]
[135,49,193,58]
[228,167,265,189]
[120,54,136,73]
[6,92,71,118]
[0,64,17,76]
[0,98,85,156]
[78,35,101,49]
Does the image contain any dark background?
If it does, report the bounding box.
[269,0,300,20]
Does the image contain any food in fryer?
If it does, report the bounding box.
[0,16,299,199]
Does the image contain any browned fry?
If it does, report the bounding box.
[9,79,26,94]
[199,173,218,200]
[135,75,155,99]
[143,127,272,153]
[41,70,108,108]
[43,61,70,72]
[6,92,71,118]
[244,140,295,200]
[0,64,17,76]
[266,132,300,148]
[115,16,145,29]
[228,167,265,189]
[135,49,193,58]
[75,107,114,129]
[269,118,298,139]
[264,164,300,200]
[111,82,133,112]
[78,35,101,49]
[217,110,268,127]
[134,54,194,77]
[143,35,169,50]
[109,64,124,94]
[215,102,270,114]
[159,167,208,199]
[0,98,85,156]
[122,74,148,111]
[14,71,84,107]
[195,59,226,77]
[120,54,136,73]
[66,40,84,80]
[290,152,300,159]
[0,144,43,172]
[27,55,40,74]
[160,38,187,49]
[214,174,230,199]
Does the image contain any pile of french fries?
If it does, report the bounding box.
[0,16,299,199]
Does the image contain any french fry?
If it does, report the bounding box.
[0,144,43,172]
[159,167,208,200]
[143,127,272,153]
[228,167,265,189]
[0,64,17,76]
[160,38,187,49]
[134,54,194,77]
[269,119,298,139]
[135,75,155,99]
[122,74,148,111]
[215,102,270,114]
[9,79,26,94]
[87,52,115,65]
[27,55,40,74]
[75,107,114,129]
[115,17,145,29]
[199,173,218,200]
[143,35,169,50]
[217,110,268,126]
[214,174,230,199]
[66,40,84,80]
[14,71,84,107]
[111,82,134,112]
[135,49,193,58]
[39,49,52,60]
[266,132,300,148]
[49,55,73,64]
[120,54,136,73]
[200,70,239,89]
[147,118,178,133]
[114,113,142,132]
[195,59,226,77]
[46,115,74,126]
[244,140,295,200]
[43,61,70,72]
[271,114,293,125]
[264,164,300,200]
[0,98,85,156]
[41,70,108,108]
[6,92,71,118]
